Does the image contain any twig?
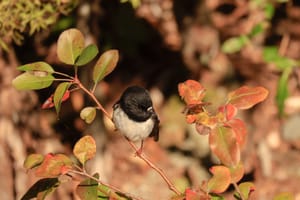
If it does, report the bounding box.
[126,139,181,195]
[232,182,245,200]
[69,169,143,200]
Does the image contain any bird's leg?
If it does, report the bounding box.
[135,140,144,156]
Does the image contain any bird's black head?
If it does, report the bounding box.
[118,86,154,122]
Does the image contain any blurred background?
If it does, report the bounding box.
[1,0,300,199]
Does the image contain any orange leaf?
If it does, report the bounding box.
[207,165,231,193]
[218,104,238,121]
[178,80,205,105]
[209,126,240,166]
[227,86,269,109]
[225,119,247,148]
[229,162,244,183]
[35,153,73,178]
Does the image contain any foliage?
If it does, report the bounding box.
[0,0,77,51]
[13,28,271,199]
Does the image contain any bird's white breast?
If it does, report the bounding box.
[112,106,154,141]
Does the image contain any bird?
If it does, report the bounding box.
[112,86,159,153]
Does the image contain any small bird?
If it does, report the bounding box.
[112,86,159,153]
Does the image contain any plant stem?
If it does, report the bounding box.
[233,182,245,200]
[126,139,181,195]
[69,169,143,200]
[53,71,75,79]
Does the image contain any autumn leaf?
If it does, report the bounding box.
[73,136,96,165]
[53,82,71,114]
[178,80,206,105]
[209,126,240,166]
[229,162,244,183]
[23,154,44,170]
[227,86,269,109]
[35,154,73,178]
[207,165,231,194]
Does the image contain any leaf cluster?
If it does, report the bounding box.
[0,0,77,51]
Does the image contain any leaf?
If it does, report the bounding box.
[57,28,85,65]
[42,90,70,109]
[276,68,292,116]
[53,82,71,114]
[73,135,96,165]
[35,153,73,178]
[207,166,231,194]
[236,182,255,200]
[229,162,244,183]
[75,44,99,66]
[225,118,247,148]
[273,192,294,200]
[80,107,97,124]
[178,80,206,105]
[185,188,201,200]
[21,178,59,200]
[218,104,238,121]
[24,154,44,170]
[76,173,99,200]
[227,86,269,110]
[209,126,240,166]
[12,72,54,90]
[263,46,295,70]
[221,35,249,54]
[18,62,54,73]
[93,49,119,84]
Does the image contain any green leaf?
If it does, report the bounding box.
[21,178,59,200]
[75,44,99,66]
[263,46,279,62]
[24,154,44,170]
[18,62,54,73]
[57,28,85,65]
[221,35,249,54]
[276,67,292,116]
[210,194,226,200]
[273,192,294,200]
[264,3,275,19]
[53,82,71,115]
[236,182,255,200]
[207,165,231,193]
[73,136,96,165]
[12,72,54,90]
[249,23,264,37]
[76,173,99,200]
[35,154,73,178]
[263,46,296,70]
[93,49,119,84]
[80,107,97,124]
[209,126,240,166]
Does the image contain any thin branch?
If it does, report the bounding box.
[69,169,143,200]
[53,71,75,79]
[232,182,245,200]
[126,139,182,195]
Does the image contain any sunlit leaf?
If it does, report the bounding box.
[224,118,247,148]
[18,62,54,73]
[209,126,240,166]
[21,178,59,200]
[57,28,85,65]
[12,72,54,90]
[24,154,44,170]
[80,107,97,124]
[276,68,291,116]
[75,44,99,66]
[53,82,71,115]
[235,182,255,200]
[76,173,99,200]
[178,80,206,105]
[273,192,294,200]
[221,35,249,54]
[35,153,73,178]
[227,86,269,109]
[93,49,119,84]
[73,135,96,165]
[229,162,244,183]
[207,165,231,194]
[218,104,238,121]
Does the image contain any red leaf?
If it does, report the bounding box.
[42,90,70,109]
[178,80,205,105]
[207,166,231,193]
[225,119,247,148]
[227,86,269,109]
[209,126,240,166]
[35,153,73,178]
[218,104,238,121]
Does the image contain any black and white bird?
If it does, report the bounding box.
[112,86,159,152]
